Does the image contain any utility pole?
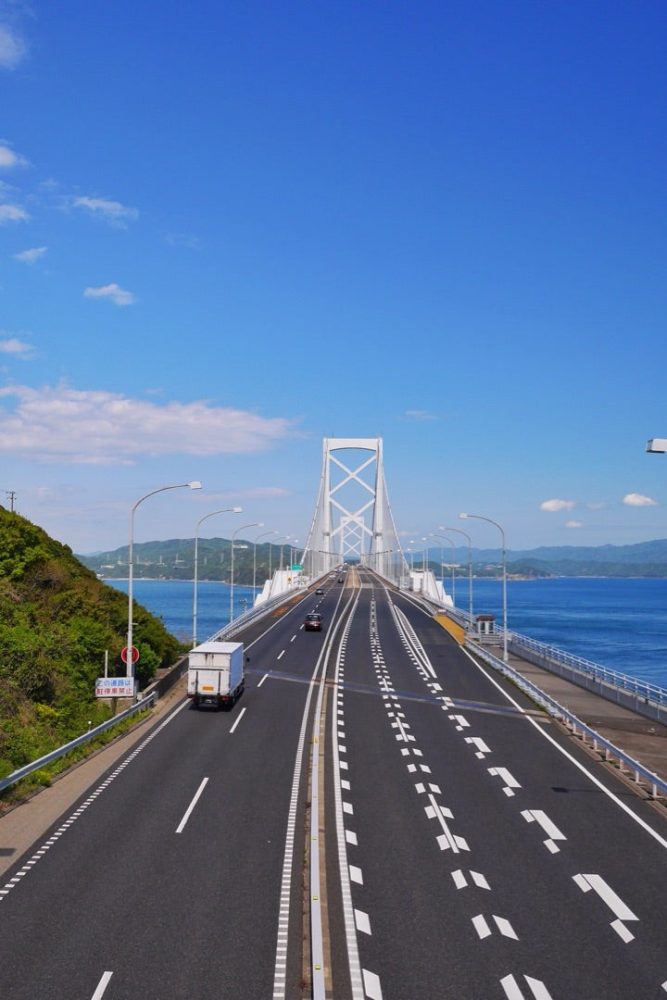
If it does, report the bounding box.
[5,490,16,512]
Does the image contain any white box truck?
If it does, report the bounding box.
[187,641,245,709]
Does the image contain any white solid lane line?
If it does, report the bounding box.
[257,672,269,688]
[91,972,113,1000]
[176,777,209,834]
[229,707,247,734]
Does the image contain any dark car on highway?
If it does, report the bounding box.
[304,612,323,631]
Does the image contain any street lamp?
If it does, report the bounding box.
[459,512,507,662]
[440,525,474,625]
[127,481,202,683]
[230,522,262,622]
[647,439,667,452]
[192,506,242,647]
[253,529,279,598]
[430,532,457,605]
[279,535,291,572]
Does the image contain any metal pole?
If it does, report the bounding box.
[230,522,261,622]
[253,529,277,601]
[193,506,242,647]
[443,526,474,626]
[128,481,202,682]
[431,532,457,606]
[459,513,507,661]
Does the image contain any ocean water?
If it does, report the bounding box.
[108,577,667,690]
[108,579,258,645]
[452,576,667,688]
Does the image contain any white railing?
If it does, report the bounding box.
[444,606,667,711]
[469,642,667,800]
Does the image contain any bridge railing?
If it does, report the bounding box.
[469,641,667,801]
[442,605,667,723]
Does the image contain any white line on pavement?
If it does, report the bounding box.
[229,707,247,734]
[460,645,667,850]
[175,777,209,834]
[257,672,269,688]
[91,971,113,1000]
[277,649,285,660]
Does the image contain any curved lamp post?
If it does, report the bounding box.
[430,532,457,605]
[192,506,242,647]
[230,522,262,622]
[128,481,202,681]
[441,525,474,625]
[253,528,279,600]
[459,512,507,662]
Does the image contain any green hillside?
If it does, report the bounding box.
[79,536,292,583]
[0,508,182,789]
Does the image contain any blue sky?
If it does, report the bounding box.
[1,1,666,554]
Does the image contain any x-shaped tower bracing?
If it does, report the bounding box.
[302,437,407,584]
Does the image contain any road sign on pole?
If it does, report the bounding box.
[121,646,140,664]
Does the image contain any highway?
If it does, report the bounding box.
[1,567,666,999]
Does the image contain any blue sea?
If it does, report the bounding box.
[108,577,667,690]
[108,579,258,646]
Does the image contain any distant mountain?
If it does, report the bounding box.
[80,537,667,580]
[78,537,289,584]
[423,539,667,577]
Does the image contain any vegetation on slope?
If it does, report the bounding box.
[0,508,182,787]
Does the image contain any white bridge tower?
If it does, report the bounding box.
[301,437,408,584]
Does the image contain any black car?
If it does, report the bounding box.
[315,588,325,595]
[305,613,323,631]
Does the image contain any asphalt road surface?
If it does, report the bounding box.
[1,568,666,999]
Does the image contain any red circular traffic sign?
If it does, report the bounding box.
[121,645,140,664]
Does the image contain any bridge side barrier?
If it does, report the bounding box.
[0,693,155,794]
[211,584,314,641]
[431,604,667,727]
[468,641,667,801]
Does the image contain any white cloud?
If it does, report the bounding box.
[165,232,201,250]
[0,384,297,464]
[13,245,47,264]
[0,25,26,69]
[623,493,657,507]
[0,337,35,359]
[565,520,583,529]
[71,196,138,226]
[0,142,28,169]
[213,486,292,500]
[405,409,437,421]
[0,203,28,224]
[539,498,576,512]
[84,283,136,307]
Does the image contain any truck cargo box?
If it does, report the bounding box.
[187,641,245,709]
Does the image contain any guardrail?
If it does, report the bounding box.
[439,605,667,724]
[211,581,315,641]
[468,641,667,800]
[0,693,155,794]
[507,630,667,706]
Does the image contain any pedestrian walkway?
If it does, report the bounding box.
[483,642,667,789]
